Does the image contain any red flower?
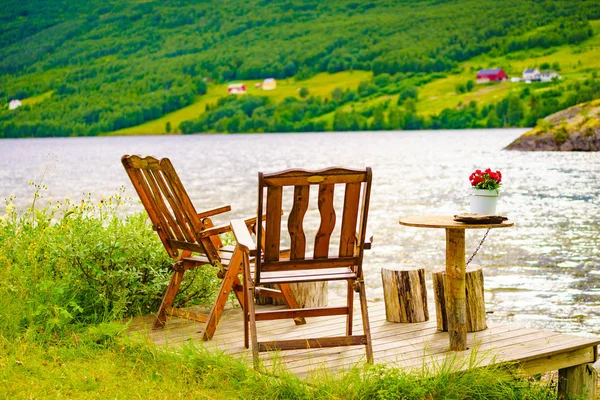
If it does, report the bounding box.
[469,168,502,189]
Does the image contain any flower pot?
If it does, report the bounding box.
[470,188,499,215]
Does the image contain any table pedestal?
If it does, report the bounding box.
[398,215,514,352]
[446,228,467,351]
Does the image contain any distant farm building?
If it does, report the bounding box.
[227,83,246,95]
[262,78,277,91]
[522,68,541,82]
[9,99,22,110]
[476,68,508,84]
[540,71,561,82]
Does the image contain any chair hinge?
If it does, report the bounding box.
[212,259,224,272]
[173,261,184,272]
[354,280,363,293]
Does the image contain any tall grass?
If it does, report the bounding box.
[0,186,559,399]
[0,185,220,342]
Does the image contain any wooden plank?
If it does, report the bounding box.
[165,307,208,323]
[288,185,309,260]
[520,346,596,376]
[152,168,197,243]
[558,362,598,400]
[264,186,282,262]
[255,306,350,321]
[159,159,203,234]
[314,184,335,259]
[141,169,187,242]
[262,171,367,187]
[259,335,367,351]
[259,271,356,285]
[261,257,358,272]
[339,183,360,257]
[126,297,600,381]
[399,215,514,230]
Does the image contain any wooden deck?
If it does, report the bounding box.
[126,299,600,380]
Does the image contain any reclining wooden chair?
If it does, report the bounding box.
[231,167,374,366]
[121,155,304,340]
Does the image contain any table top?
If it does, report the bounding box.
[399,215,514,230]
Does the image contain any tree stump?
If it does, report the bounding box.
[432,264,487,332]
[256,283,328,308]
[381,266,429,323]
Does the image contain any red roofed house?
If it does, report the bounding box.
[227,83,246,94]
[476,68,508,84]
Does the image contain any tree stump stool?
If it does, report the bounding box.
[381,266,429,323]
[432,264,487,332]
[256,283,328,308]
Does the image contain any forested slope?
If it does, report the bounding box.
[1,0,599,137]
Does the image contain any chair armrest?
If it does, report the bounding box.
[197,205,232,219]
[197,214,266,238]
[198,224,232,238]
[231,219,256,253]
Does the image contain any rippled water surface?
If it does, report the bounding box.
[1,129,598,337]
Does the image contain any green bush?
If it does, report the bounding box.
[0,185,220,340]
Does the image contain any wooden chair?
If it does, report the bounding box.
[121,155,304,340]
[231,167,374,366]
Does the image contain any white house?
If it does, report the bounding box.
[522,68,541,82]
[9,99,22,110]
[262,78,276,91]
[540,71,561,82]
[227,83,246,95]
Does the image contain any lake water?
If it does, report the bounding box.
[1,129,598,337]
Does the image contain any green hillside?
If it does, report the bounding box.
[0,0,599,137]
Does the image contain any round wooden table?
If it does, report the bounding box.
[399,215,514,351]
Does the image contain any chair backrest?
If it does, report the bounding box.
[121,155,219,261]
[255,167,372,283]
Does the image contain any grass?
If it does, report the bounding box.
[20,90,54,106]
[110,70,371,135]
[0,330,559,400]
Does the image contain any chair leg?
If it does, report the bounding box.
[279,284,307,325]
[153,269,184,329]
[357,278,374,363]
[242,252,259,368]
[346,279,355,336]
[202,249,244,341]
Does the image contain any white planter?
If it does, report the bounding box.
[470,188,499,215]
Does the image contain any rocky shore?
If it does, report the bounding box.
[505,100,600,151]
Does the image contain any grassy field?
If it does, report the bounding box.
[110,71,371,135]
[21,90,54,107]
[416,19,600,115]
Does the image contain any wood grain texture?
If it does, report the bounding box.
[381,266,429,323]
[433,264,487,332]
[399,215,514,230]
[314,184,335,259]
[245,167,373,366]
[446,228,467,351]
[125,299,600,382]
[339,183,361,257]
[289,185,309,260]
[558,363,597,400]
[264,186,283,262]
